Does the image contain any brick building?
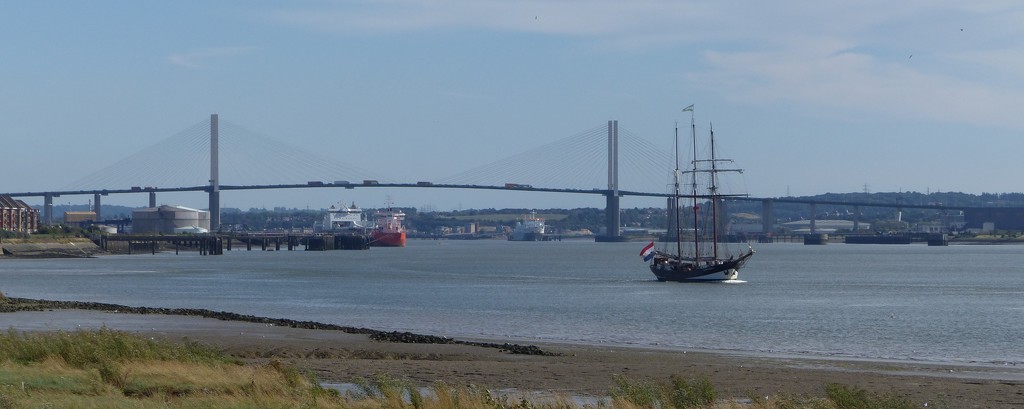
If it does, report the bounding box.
[0,195,39,234]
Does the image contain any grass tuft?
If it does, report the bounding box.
[823,383,917,409]
[609,374,717,409]
[668,375,716,408]
[0,327,231,369]
[0,329,957,409]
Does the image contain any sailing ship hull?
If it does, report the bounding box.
[650,250,754,282]
[370,231,406,247]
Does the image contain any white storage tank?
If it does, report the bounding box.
[132,205,211,234]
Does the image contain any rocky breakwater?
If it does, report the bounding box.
[0,297,558,356]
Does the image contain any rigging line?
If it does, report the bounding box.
[152,120,210,183]
[535,139,592,179]
[289,154,376,181]
[219,122,383,183]
[437,124,607,185]
[619,136,673,192]
[62,119,211,190]
[218,126,308,183]
[562,139,606,188]
[161,127,211,186]
[548,126,627,188]
[519,128,604,187]
[619,129,673,165]
[559,165,598,189]
[237,131,382,182]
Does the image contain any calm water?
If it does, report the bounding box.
[1,240,1022,365]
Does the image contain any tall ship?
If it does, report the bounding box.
[508,211,545,241]
[370,206,407,247]
[642,106,754,282]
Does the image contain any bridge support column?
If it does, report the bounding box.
[93,193,102,222]
[209,190,220,232]
[606,193,620,237]
[43,193,55,225]
[595,192,627,242]
[148,192,157,208]
[809,203,817,234]
[761,199,775,234]
[853,206,861,231]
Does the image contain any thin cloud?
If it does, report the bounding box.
[168,46,258,68]
[262,1,1024,128]
[264,1,717,37]
[698,46,1018,124]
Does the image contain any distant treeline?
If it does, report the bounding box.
[46,191,1024,233]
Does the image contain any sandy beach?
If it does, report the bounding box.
[2,308,1022,408]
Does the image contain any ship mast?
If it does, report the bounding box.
[698,123,744,259]
[710,124,719,259]
[673,123,683,258]
[690,111,700,262]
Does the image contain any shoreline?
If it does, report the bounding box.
[2,298,1023,407]
[6,296,1016,369]
[0,297,552,355]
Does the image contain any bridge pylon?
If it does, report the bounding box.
[596,120,627,242]
[208,113,220,231]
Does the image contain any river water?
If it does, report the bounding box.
[1,240,1022,365]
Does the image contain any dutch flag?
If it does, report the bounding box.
[640,241,655,262]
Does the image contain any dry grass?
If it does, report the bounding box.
[0,357,341,409]
[0,329,948,409]
[0,328,343,408]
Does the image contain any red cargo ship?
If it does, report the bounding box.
[370,207,406,247]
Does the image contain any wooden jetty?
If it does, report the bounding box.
[99,233,369,255]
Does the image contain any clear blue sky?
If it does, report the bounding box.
[3,2,1022,211]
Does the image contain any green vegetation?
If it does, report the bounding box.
[0,236,96,245]
[822,383,918,409]
[448,213,568,223]
[0,329,949,409]
[0,328,338,408]
[610,374,716,408]
[219,207,656,235]
[0,230,29,240]
[952,232,1024,243]
[608,375,941,409]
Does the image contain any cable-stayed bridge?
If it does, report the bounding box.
[4,115,966,239]
[56,115,679,192]
[6,115,687,240]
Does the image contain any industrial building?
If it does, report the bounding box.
[132,205,211,234]
[0,195,39,234]
[64,211,97,224]
[964,207,1024,232]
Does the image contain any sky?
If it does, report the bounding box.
[2,1,1023,212]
